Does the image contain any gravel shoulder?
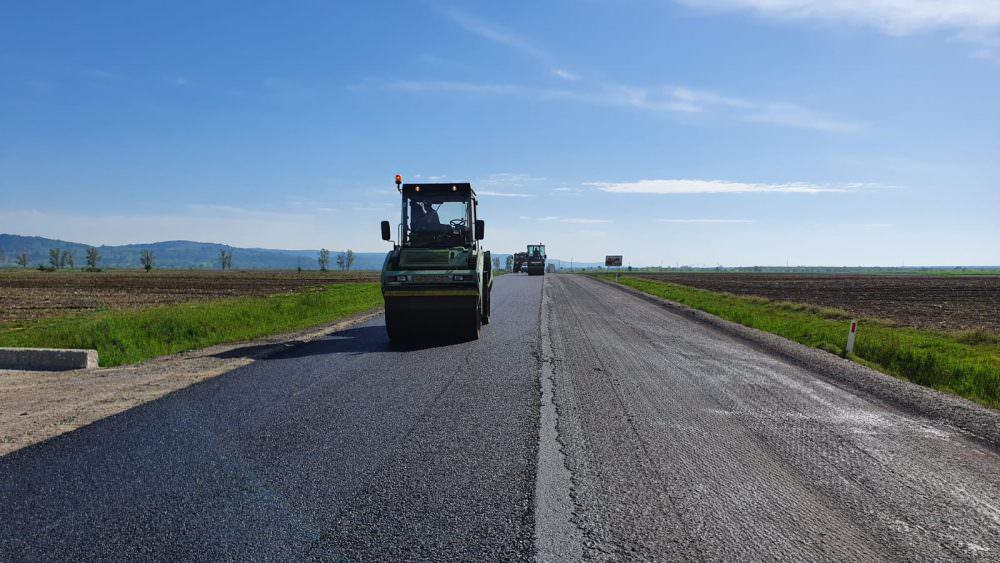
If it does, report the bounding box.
[0,309,381,457]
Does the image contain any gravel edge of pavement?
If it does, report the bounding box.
[592,276,1000,452]
[0,308,384,457]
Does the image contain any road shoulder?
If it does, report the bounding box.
[0,309,382,457]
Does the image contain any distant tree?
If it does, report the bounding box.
[505,255,513,272]
[493,257,500,272]
[62,250,74,269]
[86,247,102,270]
[140,249,155,272]
[17,252,29,268]
[345,249,355,272]
[49,248,61,269]
[0,248,5,263]
[218,249,233,270]
[296,257,302,274]
[336,252,346,271]
[318,248,331,272]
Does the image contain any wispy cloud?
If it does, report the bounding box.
[678,0,1000,58]
[541,216,613,224]
[444,9,551,63]
[587,179,881,194]
[478,190,532,197]
[553,68,580,81]
[745,102,862,133]
[431,8,860,130]
[382,80,859,132]
[660,218,756,223]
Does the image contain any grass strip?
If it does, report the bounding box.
[601,274,1000,410]
[0,283,382,367]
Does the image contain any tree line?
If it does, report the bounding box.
[317,249,356,272]
[9,247,361,272]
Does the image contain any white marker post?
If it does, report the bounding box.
[845,320,858,356]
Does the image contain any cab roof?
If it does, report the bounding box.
[402,183,475,196]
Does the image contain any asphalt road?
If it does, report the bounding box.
[0,275,543,560]
[545,275,1000,561]
[2,274,999,561]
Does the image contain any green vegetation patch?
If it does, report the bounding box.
[0,283,382,367]
[602,275,1000,410]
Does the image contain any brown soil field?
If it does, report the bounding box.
[0,269,377,323]
[637,274,1000,333]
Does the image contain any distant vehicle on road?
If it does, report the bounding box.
[512,252,527,273]
[380,175,493,341]
[526,244,546,276]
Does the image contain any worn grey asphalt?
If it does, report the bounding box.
[547,274,1000,561]
[2,273,999,561]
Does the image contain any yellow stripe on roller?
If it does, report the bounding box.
[383,289,479,297]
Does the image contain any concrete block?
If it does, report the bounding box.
[0,348,99,371]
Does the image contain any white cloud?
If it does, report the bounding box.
[587,179,879,194]
[678,0,1000,35]
[745,102,862,132]
[553,68,580,80]
[660,218,756,223]
[678,0,1000,57]
[541,216,613,224]
[478,190,532,197]
[383,80,858,132]
[444,9,552,64]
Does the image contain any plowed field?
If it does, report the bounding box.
[0,270,377,323]
[637,274,1000,333]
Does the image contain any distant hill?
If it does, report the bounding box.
[0,234,599,271]
[0,234,387,270]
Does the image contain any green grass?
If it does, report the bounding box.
[600,274,1000,410]
[0,283,382,367]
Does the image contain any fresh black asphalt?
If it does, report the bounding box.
[3,274,1000,561]
[0,275,543,560]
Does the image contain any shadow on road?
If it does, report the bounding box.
[212,324,469,361]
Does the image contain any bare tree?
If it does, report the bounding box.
[49,248,61,269]
[218,249,233,270]
[140,249,155,272]
[62,250,74,269]
[345,249,355,272]
[17,252,29,268]
[318,248,331,272]
[493,256,500,272]
[336,252,346,271]
[86,247,101,270]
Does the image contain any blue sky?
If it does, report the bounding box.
[1,0,998,266]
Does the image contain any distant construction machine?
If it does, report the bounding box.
[526,244,546,276]
[512,252,527,273]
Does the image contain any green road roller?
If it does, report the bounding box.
[379,175,493,341]
[526,244,546,276]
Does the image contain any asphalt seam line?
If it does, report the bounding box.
[534,276,584,562]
